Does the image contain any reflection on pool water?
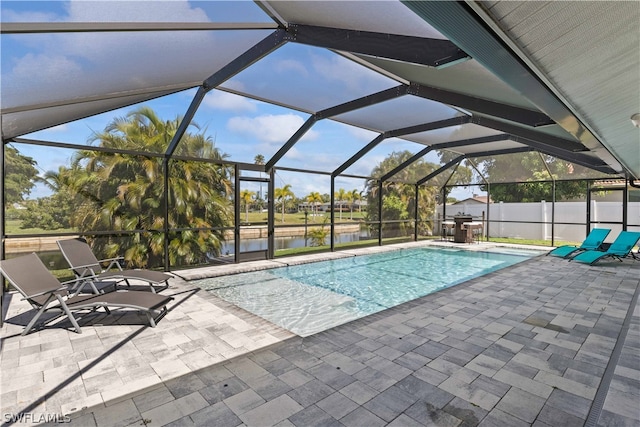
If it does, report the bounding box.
[196,246,544,336]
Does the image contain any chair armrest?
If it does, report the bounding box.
[68,265,98,278]
[22,286,67,300]
[69,262,99,270]
[61,276,105,296]
[97,257,124,271]
[97,257,122,262]
[60,276,93,287]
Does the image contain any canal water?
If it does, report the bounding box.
[27,232,369,268]
[221,231,368,254]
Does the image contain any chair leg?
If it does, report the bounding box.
[56,294,82,334]
[23,294,78,335]
[23,297,54,336]
[146,311,157,328]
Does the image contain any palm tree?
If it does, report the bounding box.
[66,106,232,268]
[335,188,346,220]
[365,151,438,237]
[240,189,255,222]
[346,189,360,220]
[306,191,323,221]
[274,184,294,223]
[254,154,265,204]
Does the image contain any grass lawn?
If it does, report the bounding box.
[242,211,366,225]
[4,219,75,235]
[486,237,554,247]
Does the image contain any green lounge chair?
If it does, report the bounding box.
[0,253,173,335]
[547,228,611,258]
[571,231,640,265]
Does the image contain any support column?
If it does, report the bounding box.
[268,169,275,259]
[162,157,170,271]
[378,181,383,246]
[541,200,548,241]
[330,177,335,251]
[234,164,240,263]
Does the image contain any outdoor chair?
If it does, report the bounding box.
[571,231,640,265]
[547,228,611,258]
[441,221,455,241]
[463,222,483,244]
[0,253,173,335]
[57,239,171,294]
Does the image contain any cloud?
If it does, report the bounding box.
[204,90,257,113]
[273,171,331,198]
[65,1,209,23]
[10,53,84,84]
[2,1,257,111]
[274,59,309,76]
[228,114,319,144]
[0,9,59,23]
[346,125,380,141]
[311,53,393,93]
[280,150,343,172]
[343,155,382,177]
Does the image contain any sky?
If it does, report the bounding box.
[1,0,480,201]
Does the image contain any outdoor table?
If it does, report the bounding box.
[453,215,473,243]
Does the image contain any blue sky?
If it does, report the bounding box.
[2,0,478,201]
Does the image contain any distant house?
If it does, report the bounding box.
[452,194,492,205]
[297,200,367,212]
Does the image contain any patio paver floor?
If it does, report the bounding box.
[1,241,638,426]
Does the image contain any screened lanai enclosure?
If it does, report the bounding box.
[2,1,640,272]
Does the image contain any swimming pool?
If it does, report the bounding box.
[196,246,544,336]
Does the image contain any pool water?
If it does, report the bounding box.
[196,246,544,336]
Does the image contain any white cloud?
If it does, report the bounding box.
[2,0,253,112]
[346,125,379,142]
[228,114,319,144]
[311,53,393,93]
[204,90,257,113]
[220,80,248,92]
[11,53,84,83]
[344,155,383,177]
[274,59,309,76]
[281,150,342,171]
[274,171,331,198]
[65,1,209,23]
[0,9,59,23]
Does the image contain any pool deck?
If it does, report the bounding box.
[1,241,639,426]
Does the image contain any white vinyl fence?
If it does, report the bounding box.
[435,201,640,242]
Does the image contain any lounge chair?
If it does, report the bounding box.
[547,228,611,258]
[57,239,171,293]
[0,253,173,335]
[571,231,640,265]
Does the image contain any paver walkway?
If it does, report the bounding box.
[1,242,638,426]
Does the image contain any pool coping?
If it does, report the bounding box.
[173,240,550,281]
[189,241,549,338]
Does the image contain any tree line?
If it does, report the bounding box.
[240,185,365,223]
